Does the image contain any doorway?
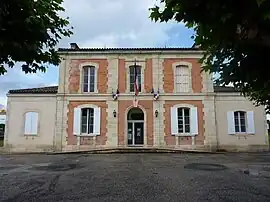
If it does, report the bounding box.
[127,107,144,146]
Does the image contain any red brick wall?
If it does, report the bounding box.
[163,58,203,93]
[144,59,153,93]
[66,101,108,145]
[68,59,108,93]
[118,59,126,93]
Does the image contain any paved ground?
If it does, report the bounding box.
[0,152,270,202]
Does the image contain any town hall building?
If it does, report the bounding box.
[3,44,269,152]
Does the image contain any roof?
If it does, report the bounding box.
[8,85,239,94]
[58,47,200,52]
[8,86,58,94]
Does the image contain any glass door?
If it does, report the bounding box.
[134,122,144,145]
[127,122,133,145]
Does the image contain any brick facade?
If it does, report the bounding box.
[163,58,203,93]
[67,101,108,146]
[68,59,108,94]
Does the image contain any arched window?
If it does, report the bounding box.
[24,112,39,135]
[234,111,247,133]
[81,108,94,134]
[129,65,141,93]
[83,66,96,92]
[177,107,190,133]
[175,65,190,92]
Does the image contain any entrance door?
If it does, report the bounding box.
[127,107,144,146]
[127,121,144,146]
[134,122,144,145]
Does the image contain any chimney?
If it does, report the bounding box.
[70,43,80,50]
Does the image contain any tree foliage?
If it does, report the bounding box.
[0,0,72,74]
[150,0,270,112]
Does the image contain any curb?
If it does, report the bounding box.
[0,148,227,155]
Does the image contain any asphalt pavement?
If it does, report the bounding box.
[0,152,270,202]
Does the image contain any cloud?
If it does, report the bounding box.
[0,0,193,107]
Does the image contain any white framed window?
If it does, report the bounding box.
[73,106,101,136]
[129,65,142,93]
[81,108,94,134]
[175,65,190,92]
[234,111,247,133]
[227,110,255,134]
[171,106,198,136]
[24,112,39,135]
[83,66,96,93]
[177,108,190,133]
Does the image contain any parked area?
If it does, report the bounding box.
[0,153,270,201]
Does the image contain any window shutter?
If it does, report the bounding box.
[24,112,32,134]
[227,111,235,134]
[94,107,101,135]
[247,111,255,134]
[170,107,178,135]
[31,112,38,134]
[73,108,81,135]
[190,107,198,135]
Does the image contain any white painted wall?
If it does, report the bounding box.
[215,94,268,150]
[5,95,57,152]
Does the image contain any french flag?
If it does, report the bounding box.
[134,62,139,96]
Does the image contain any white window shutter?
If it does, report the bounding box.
[31,112,38,134]
[170,107,178,135]
[190,107,198,135]
[227,111,235,134]
[24,112,32,134]
[247,111,255,134]
[73,108,81,135]
[94,107,101,135]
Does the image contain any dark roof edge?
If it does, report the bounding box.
[57,47,201,52]
[8,86,58,94]
[8,85,240,94]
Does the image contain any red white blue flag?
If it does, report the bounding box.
[134,61,139,96]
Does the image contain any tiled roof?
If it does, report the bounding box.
[58,47,200,52]
[213,86,240,92]
[8,86,58,94]
[8,85,239,94]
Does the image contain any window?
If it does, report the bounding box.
[83,66,96,92]
[175,65,190,92]
[177,108,190,133]
[129,65,141,93]
[234,111,247,133]
[24,112,38,135]
[81,108,94,134]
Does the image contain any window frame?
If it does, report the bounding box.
[172,61,192,93]
[129,65,142,93]
[125,60,145,93]
[79,62,99,93]
[23,111,39,136]
[81,108,95,135]
[234,111,247,133]
[177,107,191,134]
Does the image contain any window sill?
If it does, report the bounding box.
[81,92,98,94]
[174,134,196,137]
[230,133,255,136]
[24,134,38,136]
[75,134,99,137]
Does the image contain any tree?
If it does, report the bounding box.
[150,0,270,112]
[0,0,72,75]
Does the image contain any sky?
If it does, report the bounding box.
[0,0,195,108]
